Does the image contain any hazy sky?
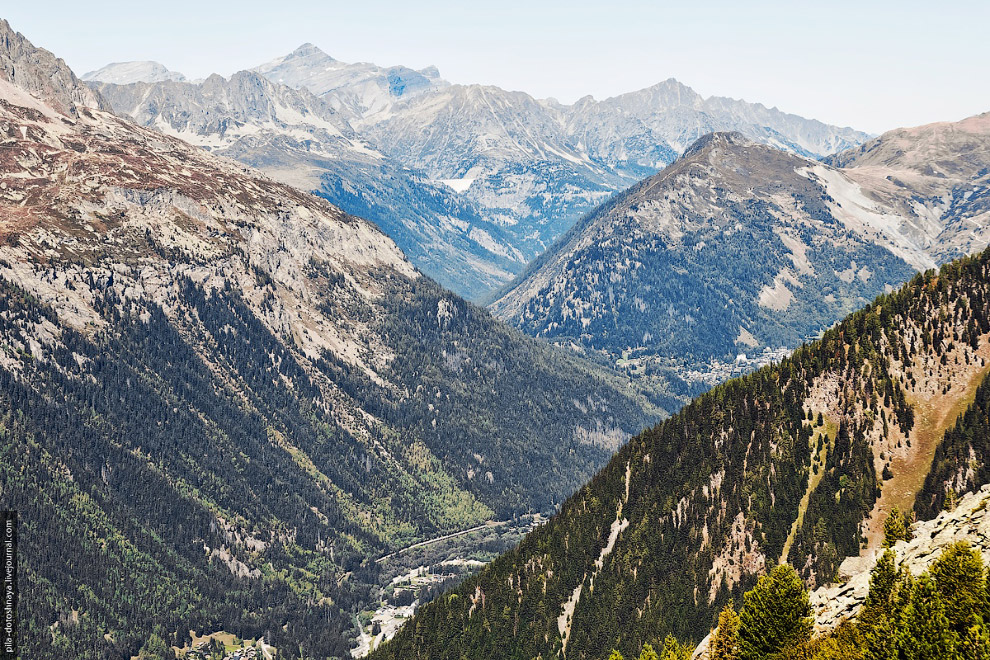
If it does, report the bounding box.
[6,1,989,134]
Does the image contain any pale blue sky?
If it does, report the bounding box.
[5,1,989,134]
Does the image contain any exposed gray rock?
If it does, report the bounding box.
[0,18,109,116]
[82,60,187,84]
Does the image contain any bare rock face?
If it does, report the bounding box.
[0,19,109,116]
[811,483,990,633]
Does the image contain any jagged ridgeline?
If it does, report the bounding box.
[371,249,990,660]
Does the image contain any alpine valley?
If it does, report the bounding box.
[0,20,659,659]
[4,11,990,660]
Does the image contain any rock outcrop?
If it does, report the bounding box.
[811,483,990,634]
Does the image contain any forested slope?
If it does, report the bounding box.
[372,248,990,660]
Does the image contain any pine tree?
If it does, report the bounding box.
[658,635,691,660]
[738,565,813,660]
[896,574,958,659]
[710,601,741,660]
[809,621,865,660]
[882,507,911,548]
[929,541,988,634]
[860,550,900,660]
[639,642,659,660]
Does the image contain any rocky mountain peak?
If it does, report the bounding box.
[0,18,109,116]
[680,130,754,158]
[81,60,188,84]
[290,42,335,60]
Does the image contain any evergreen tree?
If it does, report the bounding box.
[639,642,659,660]
[710,601,741,660]
[882,507,912,548]
[808,621,864,660]
[739,565,813,660]
[860,550,900,660]
[896,575,958,659]
[136,631,173,660]
[929,541,988,634]
[862,550,899,620]
[658,636,692,660]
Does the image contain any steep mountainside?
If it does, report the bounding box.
[0,21,657,659]
[90,71,525,300]
[492,123,990,396]
[248,44,868,261]
[372,249,990,660]
[82,60,188,84]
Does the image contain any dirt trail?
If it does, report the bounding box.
[375,520,507,563]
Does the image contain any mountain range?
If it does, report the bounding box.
[491,117,990,402]
[85,44,870,300]
[0,20,658,659]
[90,70,524,300]
[8,15,990,660]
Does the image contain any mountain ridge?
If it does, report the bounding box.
[490,118,990,399]
[84,44,872,300]
[91,69,528,300]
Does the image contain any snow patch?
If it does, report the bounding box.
[438,177,476,193]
